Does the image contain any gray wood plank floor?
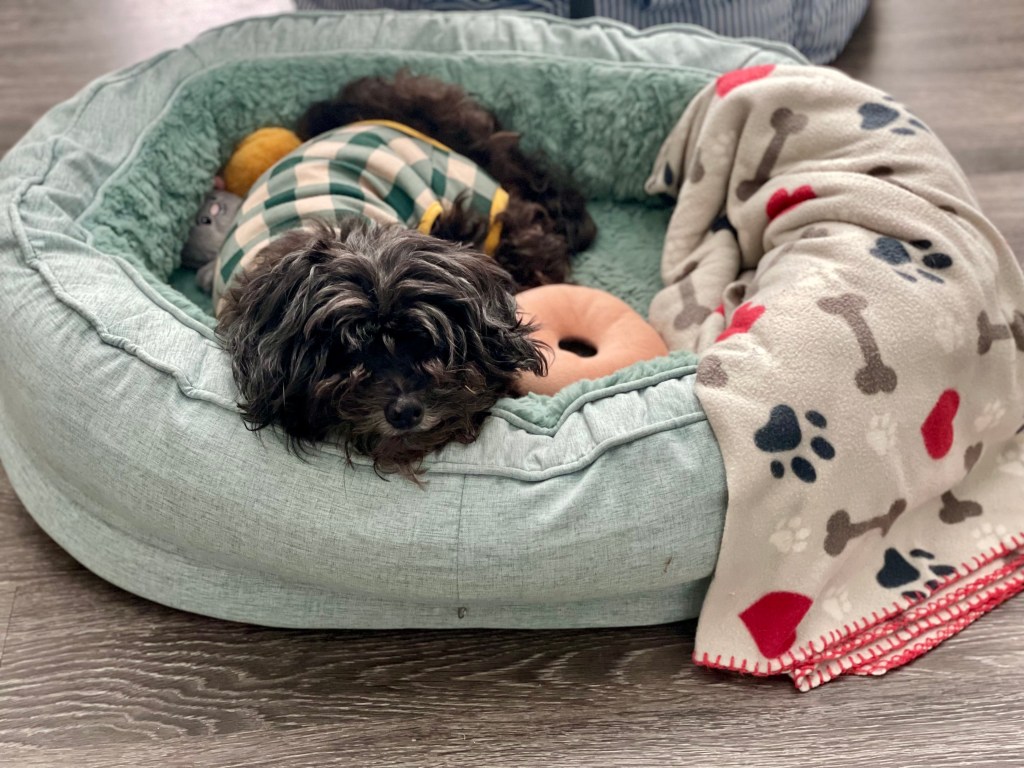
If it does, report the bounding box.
[1,1,1022,766]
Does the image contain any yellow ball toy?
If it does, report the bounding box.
[222,127,302,198]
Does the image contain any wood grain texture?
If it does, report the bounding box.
[0,0,294,153]
[0,471,87,582]
[0,563,1022,767]
[1,0,1023,766]
[0,586,15,669]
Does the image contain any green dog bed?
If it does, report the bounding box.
[0,12,806,628]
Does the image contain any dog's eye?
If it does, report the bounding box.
[392,334,438,363]
[400,329,434,350]
[326,346,358,371]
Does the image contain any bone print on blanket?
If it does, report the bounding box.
[646,65,1024,690]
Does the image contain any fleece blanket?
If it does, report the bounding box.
[646,64,1024,691]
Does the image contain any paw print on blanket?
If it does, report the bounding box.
[866,413,898,457]
[974,399,1007,432]
[973,522,1009,553]
[754,405,835,483]
[858,96,929,136]
[770,516,811,553]
[997,439,1024,477]
[876,547,957,602]
[821,587,853,621]
[934,312,969,354]
[869,237,953,284]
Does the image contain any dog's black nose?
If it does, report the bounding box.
[385,397,424,430]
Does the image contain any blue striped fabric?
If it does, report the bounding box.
[294,0,869,63]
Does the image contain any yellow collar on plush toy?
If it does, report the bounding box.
[346,119,509,257]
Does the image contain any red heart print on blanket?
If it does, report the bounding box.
[921,389,960,459]
[715,64,777,98]
[739,591,814,659]
[716,302,766,342]
[766,185,817,221]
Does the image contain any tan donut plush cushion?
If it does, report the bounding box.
[515,284,670,396]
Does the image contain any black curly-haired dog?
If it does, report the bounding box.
[217,71,596,478]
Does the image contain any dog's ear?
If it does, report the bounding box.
[216,221,356,448]
[296,98,362,142]
[490,319,549,378]
[468,264,549,379]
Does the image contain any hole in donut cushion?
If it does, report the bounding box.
[559,337,598,358]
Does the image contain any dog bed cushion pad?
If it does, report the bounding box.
[297,0,870,64]
[0,12,805,627]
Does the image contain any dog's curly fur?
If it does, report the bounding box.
[217,72,596,478]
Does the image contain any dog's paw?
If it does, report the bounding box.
[196,261,216,295]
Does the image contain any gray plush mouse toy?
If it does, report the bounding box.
[181,187,242,294]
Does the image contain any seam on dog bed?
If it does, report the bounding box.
[423,410,713,480]
[489,357,699,433]
[109,255,219,342]
[7,181,237,409]
[455,475,467,603]
[184,36,739,79]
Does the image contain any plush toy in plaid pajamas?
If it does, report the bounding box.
[213,120,510,309]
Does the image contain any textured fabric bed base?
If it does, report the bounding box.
[1,435,709,629]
